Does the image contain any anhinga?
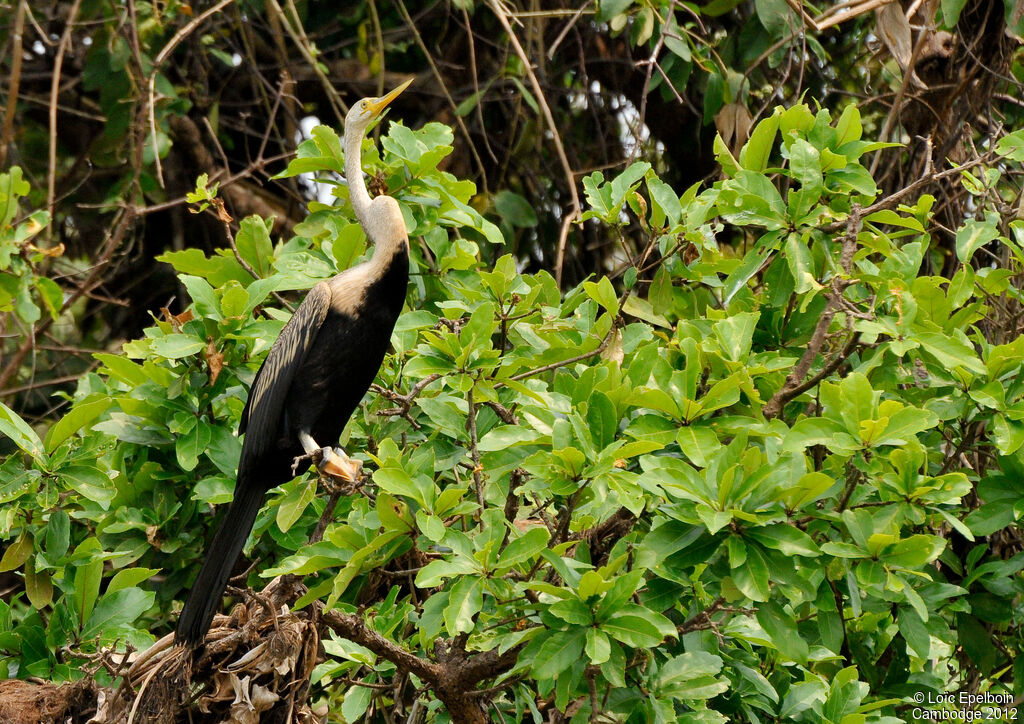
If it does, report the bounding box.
[175,79,413,647]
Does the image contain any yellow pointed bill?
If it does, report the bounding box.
[365,77,413,116]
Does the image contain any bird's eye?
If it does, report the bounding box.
[360,100,368,109]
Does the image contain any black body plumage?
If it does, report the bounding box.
[174,249,409,647]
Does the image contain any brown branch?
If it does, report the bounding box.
[676,596,753,635]
[836,456,867,512]
[509,314,621,382]
[824,150,991,234]
[315,613,486,686]
[319,607,520,724]
[374,373,444,420]
[764,206,862,419]
[308,491,341,545]
[145,0,238,187]
[0,0,26,168]
[578,507,636,565]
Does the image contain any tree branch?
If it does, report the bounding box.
[763,205,861,419]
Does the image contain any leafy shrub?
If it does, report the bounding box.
[2,106,1024,722]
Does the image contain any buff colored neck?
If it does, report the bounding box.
[343,125,408,271]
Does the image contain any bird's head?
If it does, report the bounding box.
[345,78,414,138]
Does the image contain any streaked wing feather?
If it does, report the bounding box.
[238,282,333,460]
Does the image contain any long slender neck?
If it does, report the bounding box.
[342,125,408,273]
[344,127,373,226]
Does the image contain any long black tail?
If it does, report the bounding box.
[175,478,266,647]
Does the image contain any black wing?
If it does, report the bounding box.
[238,281,332,460]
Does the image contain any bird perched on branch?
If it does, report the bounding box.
[175,78,413,648]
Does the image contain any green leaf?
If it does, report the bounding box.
[876,406,939,445]
[585,627,611,664]
[61,466,116,510]
[45,397,113,454]
[493,190,538,228]
[586,391,618,449]
[738,111,779,172]
[883,534,945,568]
[757,600,809,663]
[784,233,816,293]
[71,538,103,626]
[415,557,479,587]
[995,128,1024,161]
[0,531,33,572]
[955,217,999,263]
[754,0,798,36]
[583,276,618,313]
[443,576,483,635]
[45,510,70,561]
[276,478,317,533]
[82,587,155,639]
[34,277,63,321]
[956,613,997,674]
[532,628,586,679]
[341,684,373,723]
[940,0,969,25]
[0,402,44,461]
[24,557,53,609]
[107,568,160,595]
[834,103,863,146]
[899,607,930,658]
[235,216,274,276]
[601,611,666,648]
[149,334,207,359]
[176,420,212,472]
[496,526,549,570]
[916,331,985,375]
[732,544,770,601]
[712,312,759,363]
[549,598,592,625]
[718,171,788,229]
[746,524,820,557]
[647,176,682,227]
[610,163,651,208]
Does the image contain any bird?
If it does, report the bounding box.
[174,78,413,647]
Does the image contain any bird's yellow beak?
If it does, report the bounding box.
[365,78,413,116]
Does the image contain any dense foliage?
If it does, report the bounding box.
[3,89,1024,720]
[2,0,1024,722]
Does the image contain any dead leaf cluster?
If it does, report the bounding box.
[82,576,322,724]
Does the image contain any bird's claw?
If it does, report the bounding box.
[316,447,363,483]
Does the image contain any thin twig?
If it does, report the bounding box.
[0,206,137,393]
[546,0,589,60]
[488,0,581,287]
[508,302,623,382]
[461,8,498,164]
[373,373,443,422]
[147,0,238,187]
[815,0,896,32]
[282,0,349,120]
[0,0,26,168]
[763,205,862,419]
[47,0,83,242]
[393,0,489,194]
[869,6,931,177]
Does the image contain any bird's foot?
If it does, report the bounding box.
[316,446,363,483]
